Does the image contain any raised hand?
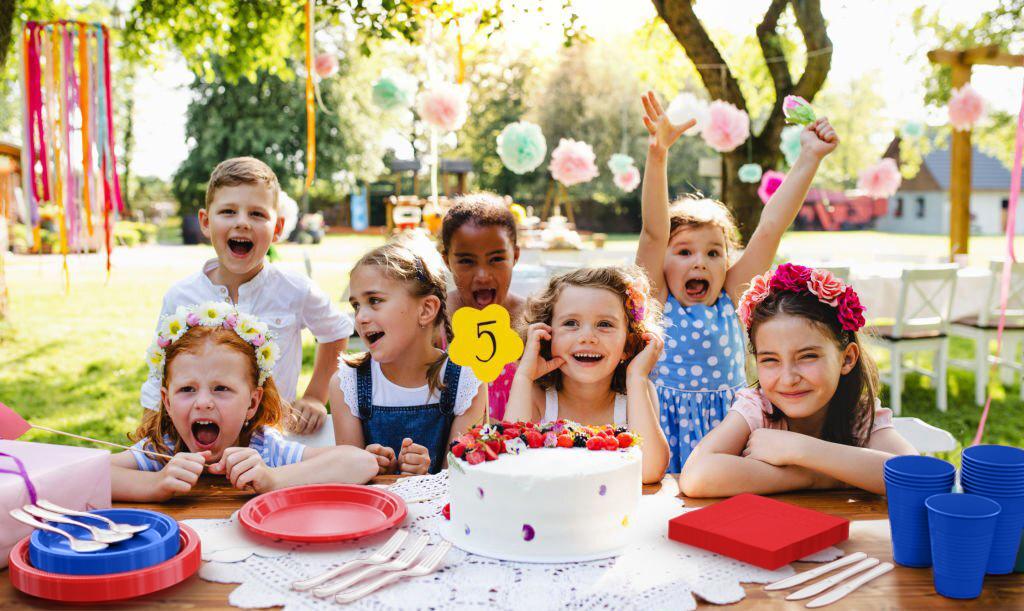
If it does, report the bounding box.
[155,451,209,500]
[800,117,839,160]
[518,323,565,381]
[626,332,665,380]
[641,91,697,155]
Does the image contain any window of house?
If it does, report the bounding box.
[894,197,904,218]
[916,197,926,218]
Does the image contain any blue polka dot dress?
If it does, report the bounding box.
[655,291,747,472]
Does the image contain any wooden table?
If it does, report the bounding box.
[2,475,1022,609]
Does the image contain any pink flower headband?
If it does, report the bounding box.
[625,285,646,324]
[737,264,866,332]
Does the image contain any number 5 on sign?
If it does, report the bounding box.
[449,305,524,383]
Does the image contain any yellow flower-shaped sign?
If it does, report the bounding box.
[449,305,524,383]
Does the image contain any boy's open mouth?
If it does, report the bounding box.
[365,331,385,347]
[685,279,709,301]
[472,288,497,308]
[572,352,605,364]
[228,238,254,256]
[191,420,221,448]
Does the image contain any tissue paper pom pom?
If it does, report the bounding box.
[314,53,338,79]
[614,166,641,192]
[900,121,924,139]
[857,158,902,198]
[608,153,635,175]
[418,82,469,132]
[549,138,599,187]
[666,92,709,135]
[948,84,985,132]
[782,95,815,125]
[738,163,763,183]
[496,121,547,174]
[758,170,786,204]
[701,101,750,152]
[780,125,803,166]
[372,70,416,111]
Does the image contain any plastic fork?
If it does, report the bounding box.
[8,509,109,553]
[292,529,409,591]
[22,505,133,544]
[313,534,429,598]
[35,499,150,534]
[335,541,452,603]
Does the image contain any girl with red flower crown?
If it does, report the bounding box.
[680,264,917,497]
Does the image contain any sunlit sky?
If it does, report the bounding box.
[130,0,1023,179]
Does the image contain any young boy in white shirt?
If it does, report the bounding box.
[140,157,351,435]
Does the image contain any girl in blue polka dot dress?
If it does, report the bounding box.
[637,91,839,471]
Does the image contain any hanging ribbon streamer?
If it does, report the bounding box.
[972,77,1024,446]
[0,452,39,505]
[19,20,124,284]
[304,1,316,190]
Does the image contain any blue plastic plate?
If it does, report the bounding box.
[29,509,179,576]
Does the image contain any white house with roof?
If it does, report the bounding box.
[876,136,1024,235]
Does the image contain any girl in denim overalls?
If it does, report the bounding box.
[329,237,486,475]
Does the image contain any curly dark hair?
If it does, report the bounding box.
[441,192,518,254]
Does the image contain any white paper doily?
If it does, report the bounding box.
[185,472,843,610]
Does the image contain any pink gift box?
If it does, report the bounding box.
[0,440,111,568]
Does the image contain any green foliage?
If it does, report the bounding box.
[813,74,889,189]
[115,220,158,245]
[171,55,386,215]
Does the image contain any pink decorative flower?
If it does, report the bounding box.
[549,138,599,187]
[186,312,200,326]
[701,100,750,152]
[836,286,866,331]
[782,95,815,125]
[314,53,339,79]
[757,170,786,205]
[157,336,171,348]
[737,271,772,328]
[625,285,646,323]
[807,269,845,306]
[613,166,641,192]
[948,84,985,132]
[543,432,558,448]
[770,263,813,293]
[857,158,902,198]
[223,314,238,329]
[251,334,265,347]
[418,83,469,132]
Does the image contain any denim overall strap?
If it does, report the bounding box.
[437,359,462,416]
[355,359,374,421]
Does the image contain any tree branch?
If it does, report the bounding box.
[792,0,833,101]
[652,0,746,110]
[0,0,16,70]
[755,0,792,101]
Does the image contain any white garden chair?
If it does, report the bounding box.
[949,259,1024,406]
[892,417,957,454]
[864,265,958,415]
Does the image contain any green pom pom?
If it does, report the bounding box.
[372,70,416,111]
[780,125,803,167]
[607,153,635,176]
[738,163,763,183]
[496,121,547,174]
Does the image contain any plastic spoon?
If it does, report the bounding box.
[23,505,133,544]
[8,509,109,553]
[34,500,150,534]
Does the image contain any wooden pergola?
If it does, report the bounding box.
[927,45,1024,260]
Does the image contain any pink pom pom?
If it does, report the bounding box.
[186,313,200,326]
[251,335,265,347]
[223,314,238,329]
[857,158,902,198]
[418,83,469,132]
[701,100,750,152]
[549,138,599,187]
[157,336,171,348]
[613,166,641,192]
[314,53,338,79]
[757,170,786,205]
[948,84,985,131]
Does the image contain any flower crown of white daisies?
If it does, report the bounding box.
[146,302,280,386]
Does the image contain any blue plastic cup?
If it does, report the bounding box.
[962,445,1024,469]
[926,493,1001,599]
[886,455,956,480]
[958,484,1024,574]
[886,474,954,567]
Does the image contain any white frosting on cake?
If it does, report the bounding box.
[448,447,642,562]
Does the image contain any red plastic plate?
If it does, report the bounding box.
[238,484,407,543]
[668,494,849,570]
[8,524,201,602]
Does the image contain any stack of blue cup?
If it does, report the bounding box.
[925,493,1001,599]
[960,445,1024,574]
[883,455,955,567]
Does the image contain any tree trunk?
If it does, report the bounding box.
[652,0,832,242]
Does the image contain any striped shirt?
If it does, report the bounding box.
[129,426,306,472]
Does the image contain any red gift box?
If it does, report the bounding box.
[668,493,849,569]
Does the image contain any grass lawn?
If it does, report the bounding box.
[1,230,1022,465]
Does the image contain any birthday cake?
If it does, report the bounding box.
[445,421,642,562]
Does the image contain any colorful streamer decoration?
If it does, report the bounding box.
[20,21,124,280]
[304,1,316,190]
